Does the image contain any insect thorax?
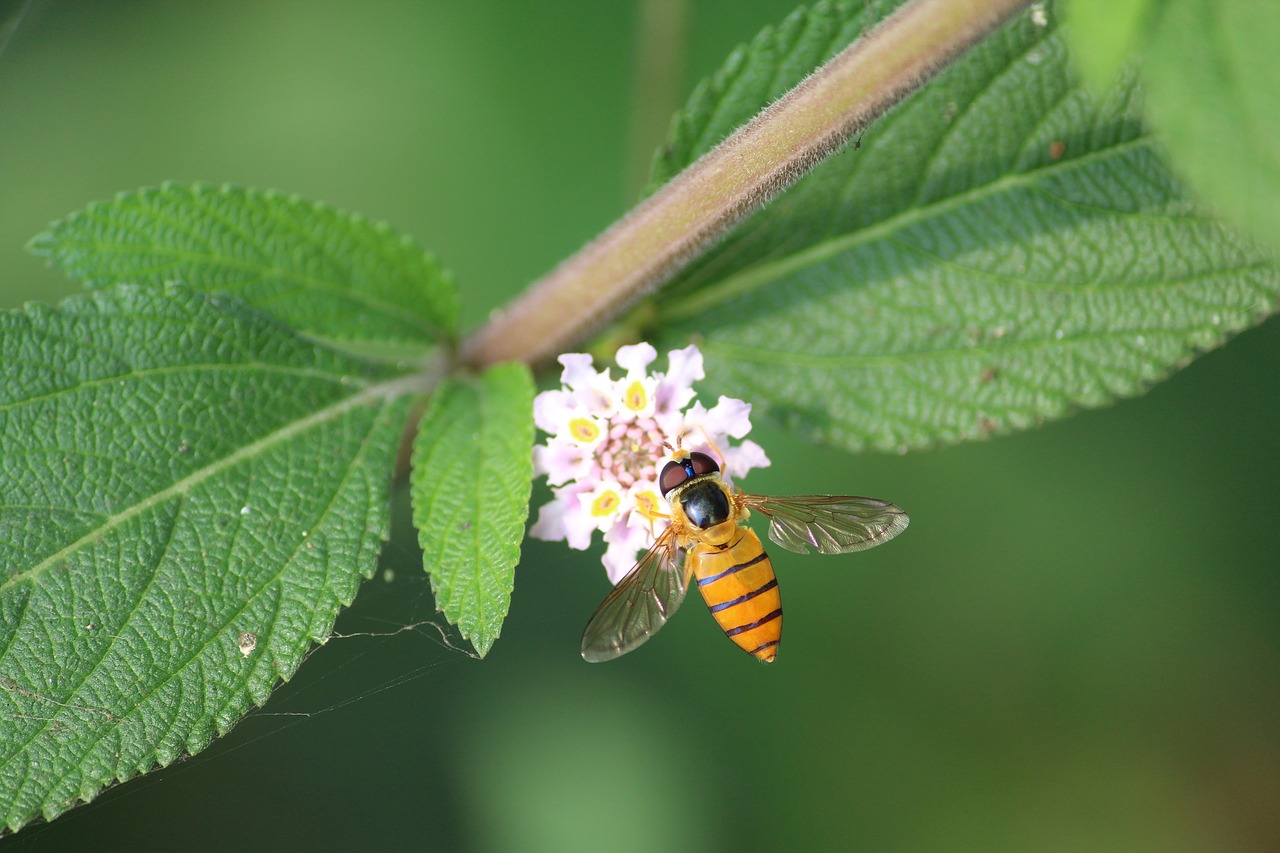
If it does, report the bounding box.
[675,478,732,531]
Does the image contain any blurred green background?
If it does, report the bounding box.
[2,2,1278,851]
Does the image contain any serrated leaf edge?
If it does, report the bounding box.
[28,181,459,342]
[411,365,533,657]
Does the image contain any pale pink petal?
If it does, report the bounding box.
[558,353,598,392]
[655,346,704,415]
[601,521,656,584]
[601,546,636,585]
[615,342,657,376]
[560,490,601,550]
[722,438,771,479]
[533,438,592,485]
[557,353,617,416]
[666,403,709,450]
[528,497,569,543]
[699,395,754,439]
[653,408,689,444]
[664,345,704,386]
[531,483,597,550]
[533,389,576,434]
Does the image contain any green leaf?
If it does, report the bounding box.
[0,284,415,830]
[1142,0,1280,254]
[1066,0,1280,254]
[410,363,534,657]
[646,0,1280,451]
[1062,0,1153,92]
[29,182,458,351]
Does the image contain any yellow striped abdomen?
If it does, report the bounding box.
[691,527,781,662]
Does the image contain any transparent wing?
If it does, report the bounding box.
[580,527,692,662]
[740,494,909,555]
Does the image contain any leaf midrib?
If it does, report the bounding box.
[0,361,364,415]
[0,373,425,598]
[16,398,398,809]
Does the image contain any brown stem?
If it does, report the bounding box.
[461,0,1035,369]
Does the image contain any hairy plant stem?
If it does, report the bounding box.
[461,0,1035,370]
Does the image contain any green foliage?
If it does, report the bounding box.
[30,182,458,353]
[3,0,1278,836]
[646,0,1280,451]
[0,284,413,830]
[1065,0,1280,254]
[410,364,535,657]
[1062,0,1151,91]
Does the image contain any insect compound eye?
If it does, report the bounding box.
[688,452,720,477]
[658,460,688,497]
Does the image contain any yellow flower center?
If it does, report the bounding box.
[568,417,601,443]
[622,380,648,413]
[590,490,621,517]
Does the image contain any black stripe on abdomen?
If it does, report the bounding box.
[696,551,768,587]
[708,578,779,613]
[725,608,783,637]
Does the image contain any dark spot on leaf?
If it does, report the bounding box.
[1049,140,1066,160]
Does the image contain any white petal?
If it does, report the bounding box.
[558,354,615,416]
[561,490,603,550]
[528,498,569,544]
[665,345,705,385]
[533,389,575,434]
[700,395,754,439]
[615,342,657,375]
[666,403,708,450]
[601,544,638,585]
[655,345,705,415]
[533,438,591,485]
[602,520,658,585]
[653,408,687,443]
[531,483,598,550]
[558,353,598,392]
[723,439,771,478]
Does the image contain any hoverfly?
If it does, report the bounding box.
[580,446,908,663]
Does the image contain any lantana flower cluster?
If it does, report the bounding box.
[530,344,769,583]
